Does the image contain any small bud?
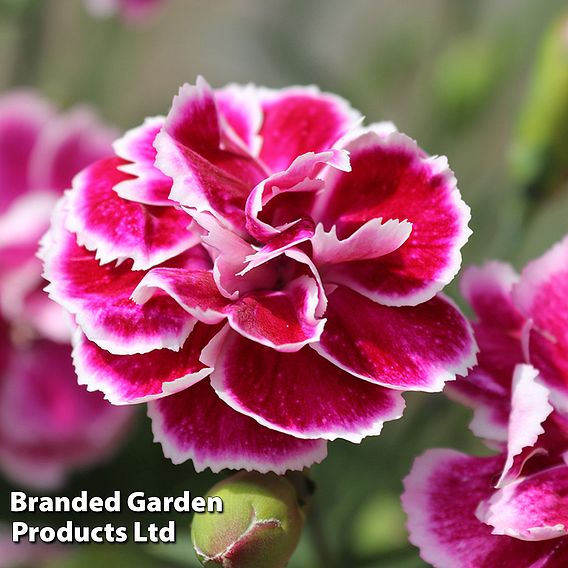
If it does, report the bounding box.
[191,472,304,568]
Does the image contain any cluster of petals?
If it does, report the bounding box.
[0,91,133,490]
[403,236,568,567]
[41,77,477,474]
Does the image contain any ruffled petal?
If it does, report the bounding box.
[496,364,553,487]
[40,201,196,355]
[513,236,568,413]
[113,116,173,205]
[66,156,198,270]
[227,275,325,352]
[72,324,218,405]
[402,450,561,568]
[155,78,265,232]
[481,465,568,541]
[245,149,350,241]
[312,286,476,392]
[148,379,328,474]
[312,217,411,266]
[216,83,262,155]
[131,268,229,323]
[258,85,360,172]
[206,327,405,442]
[0,91,53,213]
[313,129,471,306]
[461,262,524,330]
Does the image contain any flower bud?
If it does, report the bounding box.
[191,472,304,568]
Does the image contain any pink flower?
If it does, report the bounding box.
[84,0,164,25]
[41,77,476,474]
[0,91,133,489]
[402,237,568,568]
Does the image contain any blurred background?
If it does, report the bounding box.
[1,1,568,566]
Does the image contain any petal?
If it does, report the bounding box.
[0,91,53,213]
[131,268,229,324]
[312,286,477,392]
[496,364,553,488]
[513,236,568,413]
[0,340,132,490]
[66,156,198,270]
[72,324,217,404]
[312,217,411,266]
[481,465,568,541]
[242,218,315,273]
[148,379,328,474]
[460,262,524,330]
[245,149,350,241]
[206,327,405,442]
[28,105,116,192]
[155,78,265,232]
[216,83,263,155]
[258,85,361,172]
[402,450,560,568]
[40,200,195,355]
[313,129,471,306]
[112,116,173,205]
[227,275,325,352]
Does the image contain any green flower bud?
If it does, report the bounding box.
[191,472,304,568]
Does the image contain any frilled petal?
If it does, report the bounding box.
[40,201,196,355]
[480,465,568,541]
[461,262,524,330]
[227,275,325,352]
[155,78,265,232]
[205,327,405,442]
[0,91,53,213]
[313,129,471,306]
[242,218,315,273]
[216,83,262,155]
[131,268,229,323]
[513,236,568,413]
[257,85,360,172]
[496,365,553,487]
[66,156,198,270]
[0,340,132,490]
[72,324,218,405]
[148,379,328,474]
[28,106,115,192]
[402,450,563,568]
[446,263,528,445]
[312,286,476,392]
[132,268,325,351]
[311,217,411,266]
[245,149,350,241]
[113,116,173,205]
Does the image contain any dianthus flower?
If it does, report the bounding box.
[403,236,568,567]
[0,91,132,489]
[42,77,476,473]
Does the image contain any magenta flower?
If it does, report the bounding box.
[402,237,568,567]
[0,91,133,489]
[41,77,476,474]
[84,0,164,25]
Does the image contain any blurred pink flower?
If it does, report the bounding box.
[402,237,568,568]
[0,91,133,490]
[41,77,476,474]
[0,525,66,568]
[84,0,164,25]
